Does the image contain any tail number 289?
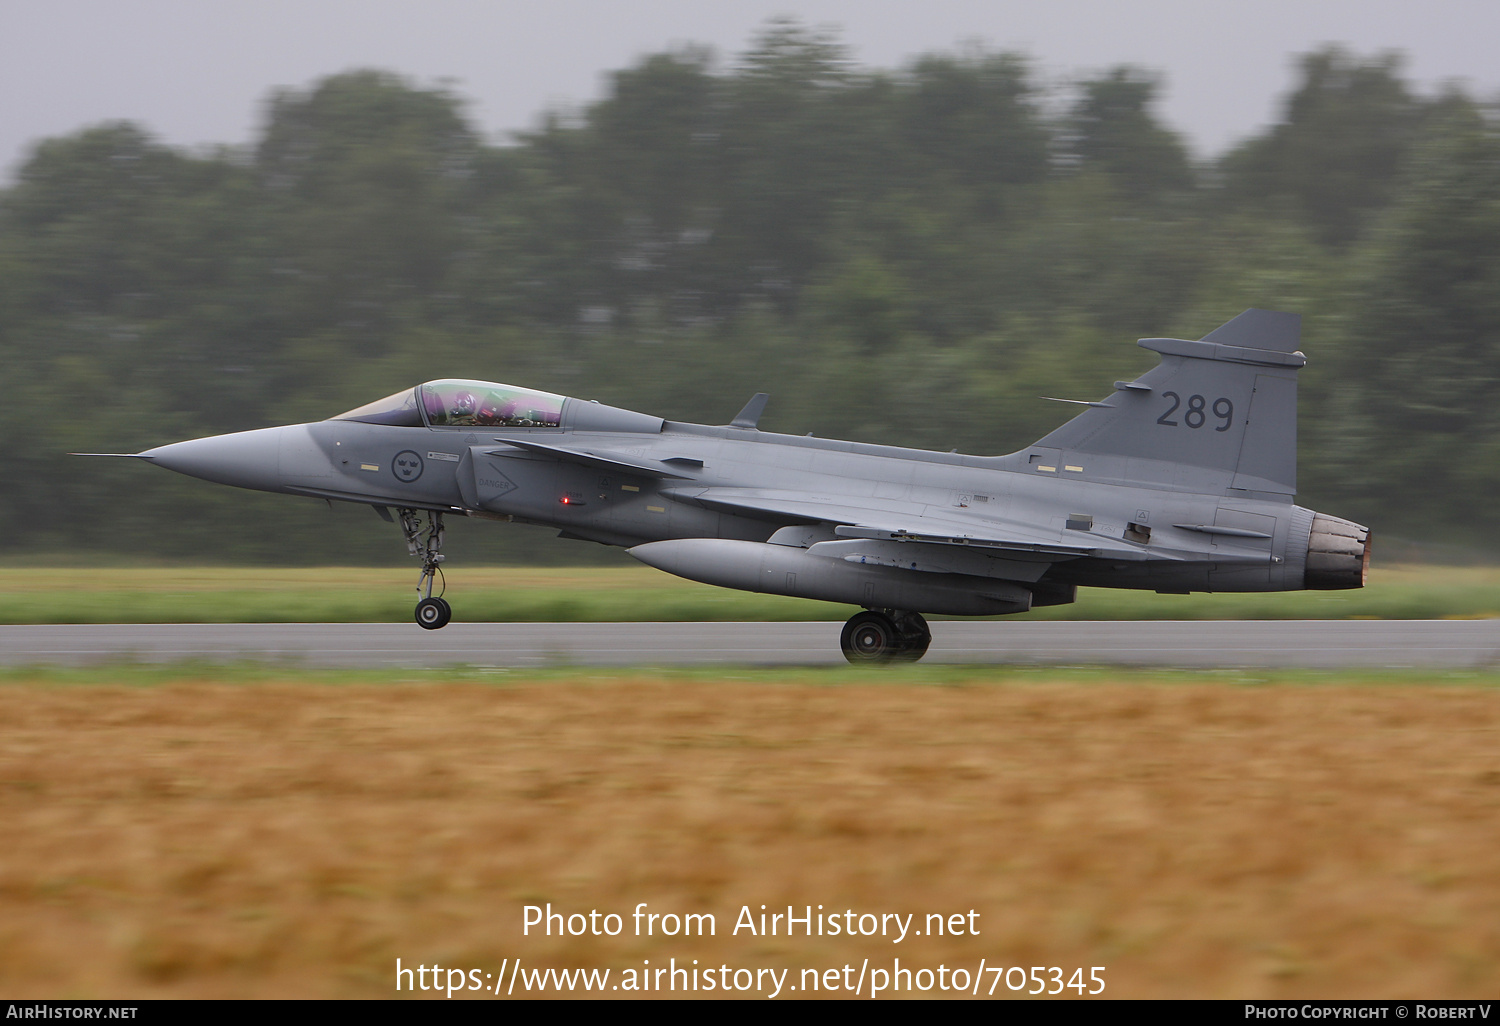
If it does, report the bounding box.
[1157,392,1233,431]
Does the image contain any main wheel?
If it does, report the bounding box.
[841,611,900,664]
[892,612,932,662]
[415,596,452,630]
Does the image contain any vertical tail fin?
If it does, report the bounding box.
[1026,310,1304,495]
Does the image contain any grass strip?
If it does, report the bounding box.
[0,564,1496,624]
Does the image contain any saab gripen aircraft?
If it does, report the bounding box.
[88,309,1369,662]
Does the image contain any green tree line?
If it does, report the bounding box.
[1,20,1496,564]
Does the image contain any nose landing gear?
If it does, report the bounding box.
[399,508,451,629]
[415,595,451,629]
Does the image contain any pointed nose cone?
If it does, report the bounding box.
[141,426,290,493]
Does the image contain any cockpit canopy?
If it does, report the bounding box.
[332,380,566,429]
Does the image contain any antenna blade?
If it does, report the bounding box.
[730,393,770,429]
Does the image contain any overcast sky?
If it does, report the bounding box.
[4,0,1498,181]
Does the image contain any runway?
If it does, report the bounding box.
[2,620,1498,668]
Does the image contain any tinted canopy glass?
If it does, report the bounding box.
[420,380,565,429]
[331,387,424,427]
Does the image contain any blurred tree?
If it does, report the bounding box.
[896,50,1050,200]
[803,252,915,351]
[708,18,864,312]
[254,70,481,372]
[0,123,275,432]
[590,50,718,233]
[1318,107,1500,539]
[561,48,721,323]
[1218,48,1427,247]
[1065,66,1194,199]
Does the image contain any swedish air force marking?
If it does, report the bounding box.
[392,450,424,483]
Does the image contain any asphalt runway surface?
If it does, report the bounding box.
[2,620,1498,668]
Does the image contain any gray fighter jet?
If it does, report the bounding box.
[88,309,1369,662]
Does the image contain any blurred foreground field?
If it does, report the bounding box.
[2,667,1498,999]
[0,563,1496,624]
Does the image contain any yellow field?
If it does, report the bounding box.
[3,675,1498,999]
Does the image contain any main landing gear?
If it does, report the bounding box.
[399,508,451,629]
[840,609,931,664]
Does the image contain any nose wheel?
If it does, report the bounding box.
[399,508,452,629]
[415,596,452,630]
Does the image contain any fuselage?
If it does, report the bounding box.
[141,386,1365,613]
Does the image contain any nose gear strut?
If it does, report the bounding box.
[398,508,451,629]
